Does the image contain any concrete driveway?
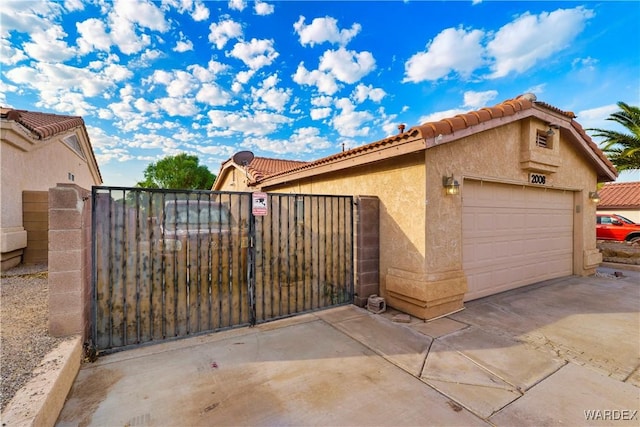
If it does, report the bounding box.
[56,267,639,426]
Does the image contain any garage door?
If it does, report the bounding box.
[462,180,573,301]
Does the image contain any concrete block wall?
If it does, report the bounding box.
[48,184,92,339]
[354,196,380,307]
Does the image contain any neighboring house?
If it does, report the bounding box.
[213,93,617,320]
[596,181,640,223]
[214,156,308,192]
[1,108,102,270]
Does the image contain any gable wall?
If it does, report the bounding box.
[1,128,99,263]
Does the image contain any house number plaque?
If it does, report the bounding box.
[529,173,547,185]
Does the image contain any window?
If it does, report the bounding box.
[62,134,86,159]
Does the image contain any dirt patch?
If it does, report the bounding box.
[0,263,68,411]
[597,240,640,265]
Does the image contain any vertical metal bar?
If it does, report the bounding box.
[269,195,275,319]
[135,190,141,344]
[293,195,298,314]
[160,191,167,338]
[148,190,155,340]
[172,193,179,337]
[286,195,291,315]
[206,193,212,331]
[349,196,355,300]
[248,198,256,326]
[120,190,127,345]
[107,190,114,348]
[90,187,98,349]
[196,193,202,333]
[315,196,320,309]
[226,192,233,327]
[237,193,243,324]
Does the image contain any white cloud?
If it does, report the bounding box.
[310,95,333,107]
[23,25,76,62]
[0,0,62,37]
[158,96,199,116]
[76,18,112,54]
[463,90,498,108]
[134,97,159,113]
[419,108,468,124]
[112,0,168,32]
[404,27,485,83]
[228,0,247,12]
[576,104,620,132]
[310,107,331,120]
[293,16,361,47]
[5,60,131,105]
[254,1,274,16]
[64,0,84,12]
[251,74,291,112]
[174,38,194,52]
[228,38,278,70]
[208,19,243,49]
[0,38,27,65]
[206,109,292,137]
[319,47,376,84]
[249,127,332,154]
[191,1,210,21]
[487,7,594,78]
[166,71,198,97]
[188,60,228,82]
[196,83,232,106]
[293,63,339,95]
[352,84,386,104]
[331,98,372,137]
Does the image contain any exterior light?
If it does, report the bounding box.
[546,124,560,136]
[443,175,460,196]
[589,191,601,203]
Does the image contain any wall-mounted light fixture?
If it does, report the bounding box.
[589,191,601,203]
[546,124,560,136]
[442,175,460,195]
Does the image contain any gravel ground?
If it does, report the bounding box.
[0,263,68,412]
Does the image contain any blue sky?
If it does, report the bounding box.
[2,0,639,186]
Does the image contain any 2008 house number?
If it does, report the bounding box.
[530,173,547,185]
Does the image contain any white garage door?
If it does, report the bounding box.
[462,180,574,301]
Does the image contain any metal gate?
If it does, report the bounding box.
[91,187,353,353]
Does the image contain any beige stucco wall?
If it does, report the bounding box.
[256,116,605,319]
[1,125,99,260]
[261,152,427,301]
[426,117,601,282]
[215,167,256,192]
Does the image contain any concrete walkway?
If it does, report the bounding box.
[56,268,639,426]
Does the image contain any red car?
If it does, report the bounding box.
[596,214,640,243]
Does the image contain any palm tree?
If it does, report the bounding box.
[587,102,640,172]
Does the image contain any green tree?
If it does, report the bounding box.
[587,102,640,172]
[136,153,216,189]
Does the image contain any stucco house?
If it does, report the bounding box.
[213,93,617,320]
[596,181,640,223]
[1,108,102,269]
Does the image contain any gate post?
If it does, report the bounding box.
[354,196,380,307]
[48,184,92,339]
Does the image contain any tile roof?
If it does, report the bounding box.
[246,157,308,182]
[257,93,617,184]
[1,107,86,139]
[597,182,640,208]
[1,106,103,183]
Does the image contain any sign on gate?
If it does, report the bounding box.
[252,192,268,216]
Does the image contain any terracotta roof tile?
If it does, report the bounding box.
[1,108,85,139]
[597,182,640,208]
[256,94,617,184]
[246,157,308,182]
